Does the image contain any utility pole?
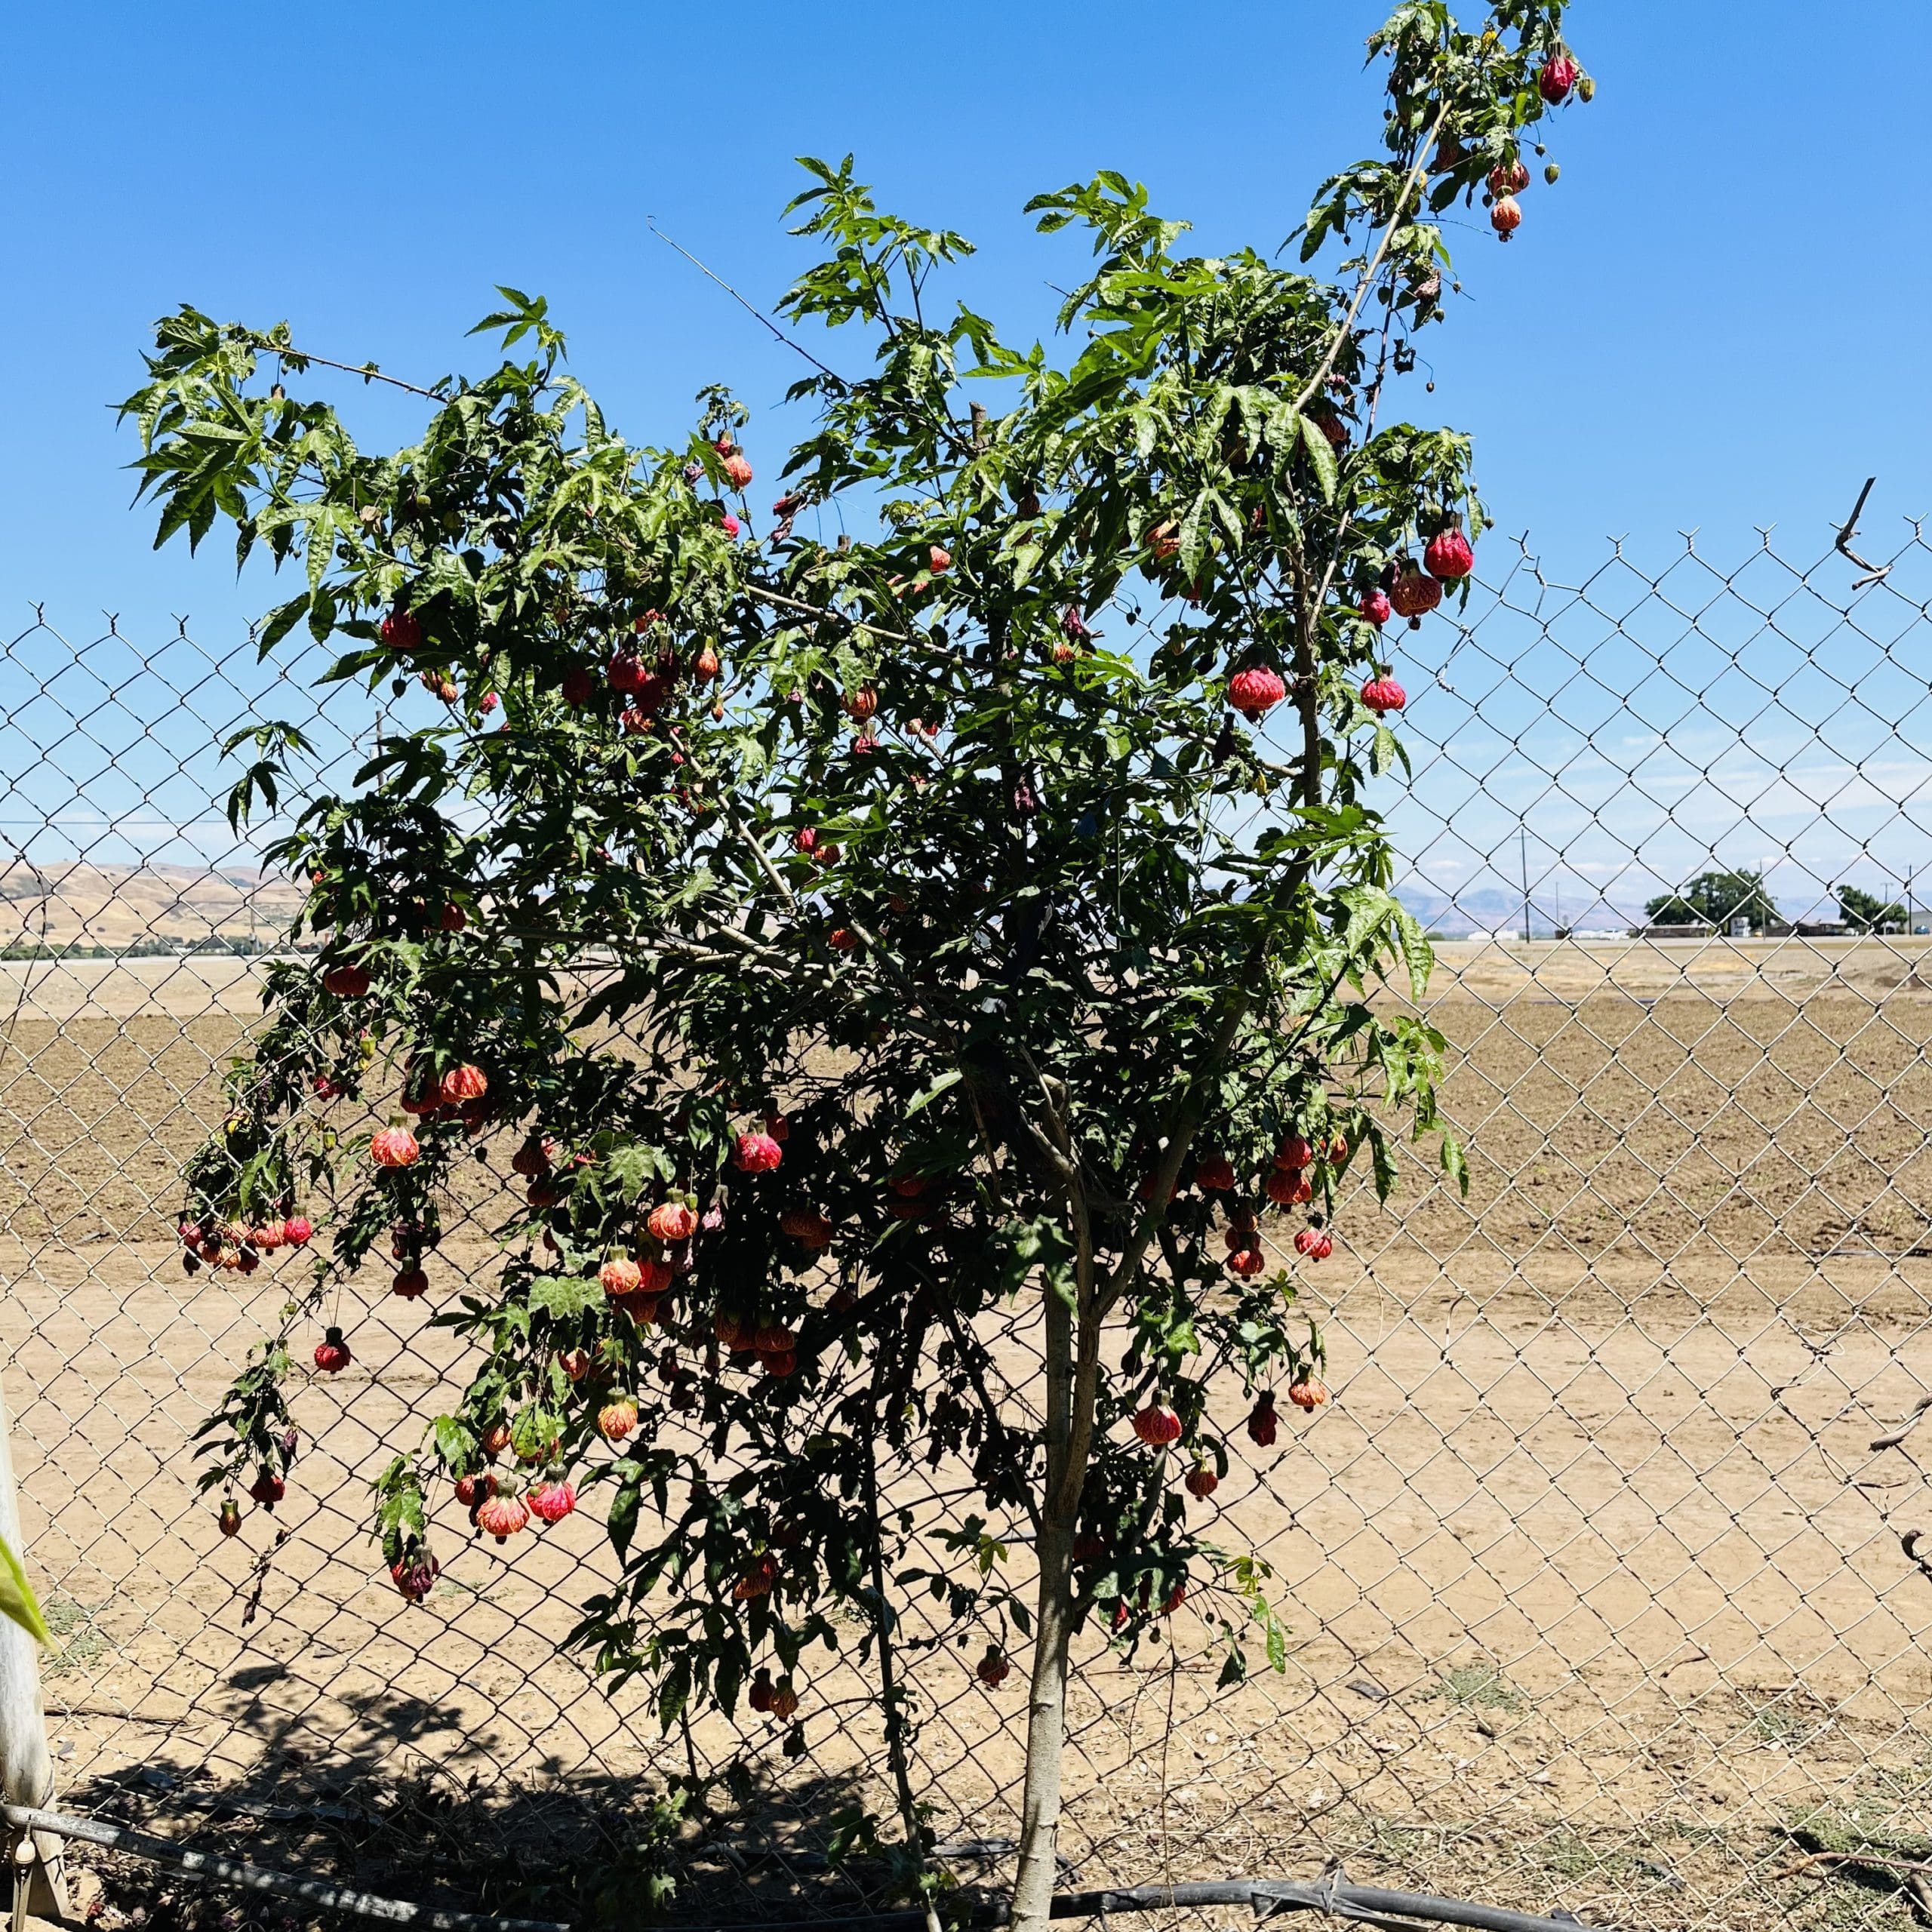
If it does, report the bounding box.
[1519,828,1532,944]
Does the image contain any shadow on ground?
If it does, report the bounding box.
[60,1681,974,1931]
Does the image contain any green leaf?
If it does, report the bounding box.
[0,1535,50,1646]
[1392,908,1434,1004]
[511,1405,561,1463]
[657,1658,690,1733]
[227,761,278,832]
[321,648,380,684]
[432,1416,472,1469]
[1264,1609,1287,1673]
[531,1275,603,1320]
[1369,1128,1398,1204]
[257,592,312,657]
[1299,414,1339,503]
[904,1069,962,1118]
[1265,401,1303,456]
[608,1468,643,1562]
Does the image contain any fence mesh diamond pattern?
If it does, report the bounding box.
[4,521,1932,1932]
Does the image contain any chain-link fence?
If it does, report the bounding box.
[5,516,1932,1932]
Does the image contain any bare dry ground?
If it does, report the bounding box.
[4,937,1932,1930]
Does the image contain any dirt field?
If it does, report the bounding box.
[4,939,1932,1930]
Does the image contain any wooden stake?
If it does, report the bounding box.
[0,1378,63,1929]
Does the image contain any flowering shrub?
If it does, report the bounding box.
[131,6,1588,1920]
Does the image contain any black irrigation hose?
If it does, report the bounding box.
[1046,1880,1595,1932]
[635,1878,1598,1932]
[3,1804,1600,1932]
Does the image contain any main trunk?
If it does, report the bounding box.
[1011,1280,1082,1932]
[1011,1511,1076,1932]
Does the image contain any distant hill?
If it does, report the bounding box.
[0,861,303,952]
[1393,884,1647,937]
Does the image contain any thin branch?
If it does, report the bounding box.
[1901,1529,1932,1586]
[1312,254,1407,614]
[633,942,745,971]
[1012,1053,1076,1181]
[961,1078,1011,1211]
[1291,106,1449,420]
[743,579,939,655]
[1012,1110,1076,1186]
[721,798,798,913]
[1096,975,1258,1318]
[660,929,955,1050]
[1835,475,1893,590]
[1287,549,1325,811]
[647,220,848,386]
[271,346,446,403]
[1017,1049,1098,1285]
[928,1291,1043,1537]
[1871,1395,1932,1452]
[1778,1846,1932,1884]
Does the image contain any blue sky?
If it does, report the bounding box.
[3,1,1928,920]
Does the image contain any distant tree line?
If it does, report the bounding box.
[1644,869,1780,932]
[1836,884,1909,933]
[1644,869,1915,935]
[0,934,281,961]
